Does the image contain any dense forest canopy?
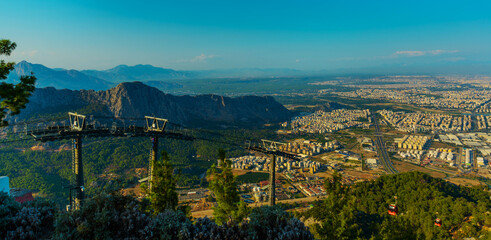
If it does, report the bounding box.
[305,171,491,239]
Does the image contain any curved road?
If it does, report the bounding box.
[372,114,398,174]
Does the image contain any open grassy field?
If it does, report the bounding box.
[392,160,446,178]
[447,177,485,187]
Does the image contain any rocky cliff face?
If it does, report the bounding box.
[17,82,292,127]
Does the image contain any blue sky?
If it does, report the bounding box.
[2,0,490,71]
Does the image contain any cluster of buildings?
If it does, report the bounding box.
[229,155,325,173]
[332,150,362,162]
[428,149,456,165]
[251,186,269,202]
[475,102,491,113]
[379,110,472,133]
[395,135,430,150]
[396,132,491,169]
[291,175,361,197]
[290,109,371,134]
[439,133,491,157]
[237,174,329,203]
[394,132,491,169]
[178,188,209,202]
[230,155,268,171]
[398,150,425,161]
[431,90,491,111]
[437,133,491,168]
[360,137,376,152]
[477,156,487,167]
[295,181,326,197]
[334,88,436,105]
[438,134,463,146]
[477,115,491,129]
[277,140,341,156]
[398,148,456,166]
[460,148,487,168]
[366,158,379,168]
[464,148,473,167]
[333,88,491,112]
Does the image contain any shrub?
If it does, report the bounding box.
[247,206,313,240]
[53,193,151,239]
[140,210,194,240]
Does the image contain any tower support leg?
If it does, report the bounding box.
[149,137,158,192]
[269,155,276,206]
[73,136,84,209]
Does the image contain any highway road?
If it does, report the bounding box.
[372,114,398,174]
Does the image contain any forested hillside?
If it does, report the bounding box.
[0,129,277,204]
[305,171,491,239]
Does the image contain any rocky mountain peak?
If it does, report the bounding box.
[16,82,292,128]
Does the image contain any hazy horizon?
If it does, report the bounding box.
[12,59,491,76]
[2,0,491,73]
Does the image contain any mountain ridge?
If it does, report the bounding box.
[81,64,191,83]
[7,61,113,91]
[14,81,292,127]
[8,61,308,91]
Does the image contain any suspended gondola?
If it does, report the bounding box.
[388,204,398,216]
[434,218,442,227]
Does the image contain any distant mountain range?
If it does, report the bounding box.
[6,61,113,90]
[80,64,191,83]
[7,61,491,92]
[12,82,292,127]
[6,61,308,91]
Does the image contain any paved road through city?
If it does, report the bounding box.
[372,114,398,174]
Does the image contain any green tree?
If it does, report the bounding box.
[308,170,362,239]
[148,150,179,213]
[324,170,346,197]
[207,148,249,224]
[378,216,418,240]
[0,39,36,126]
[54,193,151,240]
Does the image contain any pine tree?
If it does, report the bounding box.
[207,149,249,224]
[324,170,345,196]
[148,150,179,213]
[0,39,36,126]
[308,170,362,239]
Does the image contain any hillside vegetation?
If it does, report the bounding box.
[0,129,277,204]
[1,171,490,239]
[305,171,491,239]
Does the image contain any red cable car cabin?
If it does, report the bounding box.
[434,218,442,227]
[388,204,398,216]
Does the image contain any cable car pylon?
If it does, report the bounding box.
[69,112,86,210]
[246,139,300,206]
[30,112,195,210]
[143,116,167,192]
